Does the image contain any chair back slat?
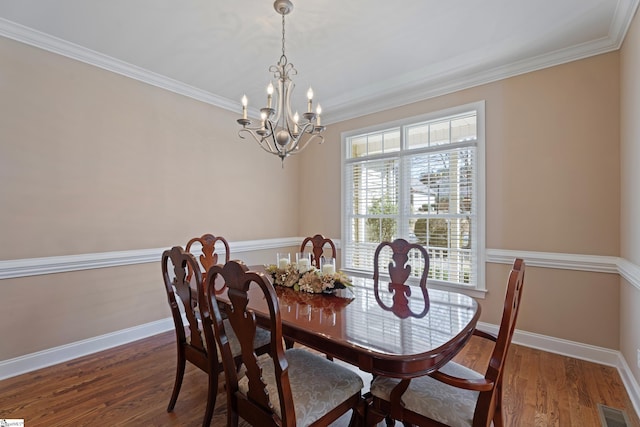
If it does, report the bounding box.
[186,234,230,281]
[207,260,296,426]
[162,246,207,353]
[300,234,337,269]
[373,239,430,318]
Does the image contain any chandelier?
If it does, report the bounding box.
[236,0,325,166]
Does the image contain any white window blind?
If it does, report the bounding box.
[342,102,485,290]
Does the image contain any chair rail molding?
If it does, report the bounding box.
[0,237,305,280]
[1,246,635,288]
[486,248,620,273]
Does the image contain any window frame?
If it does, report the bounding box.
[340,101,486,294]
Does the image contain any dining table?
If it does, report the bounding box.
[214,269,481,379]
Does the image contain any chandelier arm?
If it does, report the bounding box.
[238,128,279,155]
[290,133,325,155]
[285,121,314,152]
[264,120,284,154]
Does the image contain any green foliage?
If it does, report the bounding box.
[413,218,448,247]
[366,196,397,242]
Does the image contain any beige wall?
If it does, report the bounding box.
[0,37,301,260]
[620,9,640,383]
[0,29,632,362]
[301,52,621,349]
[0,36,301,360]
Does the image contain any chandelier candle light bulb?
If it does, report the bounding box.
[241,95,248,120]
[260,112,267,129]
[235,0,326,167]
[307,87,313,112]
[267,82,274,108]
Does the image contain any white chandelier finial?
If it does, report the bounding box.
[236,0,325,167]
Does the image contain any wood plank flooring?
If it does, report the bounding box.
[0,331,638,426]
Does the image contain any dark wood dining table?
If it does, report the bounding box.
[214,270,481,379]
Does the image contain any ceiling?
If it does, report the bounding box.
[0,0,638,124]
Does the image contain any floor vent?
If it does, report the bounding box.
[598,403,631,427]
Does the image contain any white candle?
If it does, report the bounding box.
[316,104,322,126]
[241,94,248,120]
[322,264,335,275]
[278,258,289,269]
[298,258,310,272]
[260,111,267,130]
[267,82,274,108]
[307,87,314,112]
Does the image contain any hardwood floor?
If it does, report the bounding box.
[0,331,638,426]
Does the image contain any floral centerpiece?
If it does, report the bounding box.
[264,263,352,294]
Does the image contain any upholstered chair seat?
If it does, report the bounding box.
[366,258,525,427]
[238,348,364,426]
[370,361,483,427]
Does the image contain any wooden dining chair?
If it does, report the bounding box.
[185,233,230,281]
[161,246,271,427]
[206,259,365,426]
[373,238,430,319]
[300,234,337,269]
[367,258,526,427]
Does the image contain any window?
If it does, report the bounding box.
[342,101,485,291]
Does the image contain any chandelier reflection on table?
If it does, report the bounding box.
[236,0,325,166]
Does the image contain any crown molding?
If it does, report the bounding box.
[2,0,639,125]
[324,34,621,124]
[325,0,640,123]
[0,17,237,112]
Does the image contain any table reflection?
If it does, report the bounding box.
[264,277,477,358]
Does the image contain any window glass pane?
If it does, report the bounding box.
[383,130,400,153]
[346,158,399,246]
[368,134,383,155]
[458,148,474,213]
[451,115,477,142]
[406,123,429,149]
[350,136,367,158]
[408,151,454,215]
[430,121,450,146]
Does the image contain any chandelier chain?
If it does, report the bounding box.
[281,13,286,60]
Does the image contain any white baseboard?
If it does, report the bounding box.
[2,317,638,421]
[478,321,640,418]
[0,318,174,381]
